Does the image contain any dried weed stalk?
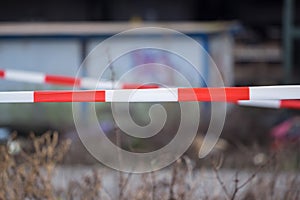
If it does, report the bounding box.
[0,131,71,200]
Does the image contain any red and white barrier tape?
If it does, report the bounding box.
[1,69,300,109]
[0,69,158,89]
[237,100,300,109]
[0,86,299,103]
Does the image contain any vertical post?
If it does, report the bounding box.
[198,34,210,111]
[283,0,294,83]
[199,34,210,87]
[80,39,88,78]
[80,38,88,123]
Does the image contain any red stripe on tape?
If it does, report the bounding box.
[34,91,106,102]
[280,100,300,109]
[45,75,81,86]
[178,87,250,101]
[0,70,5,78]
[122,84,160,89]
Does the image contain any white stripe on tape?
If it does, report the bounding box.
[80,78,99,89]
[97,81,115,89]
[5,70,44,83]
[105,88,178,102]
[81,78,116,89]
[238,100,280,109]
[0,91,34,103]
[249,85,300,100]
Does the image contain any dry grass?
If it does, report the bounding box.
[0,131,71,200]
[0,132,299,200]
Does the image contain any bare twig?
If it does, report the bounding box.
[168,160,180,200]
[237,154,274,191]
[151,171,156,200]
[212,162,231,200]
[231,172,239,200]
[212,152,275,200]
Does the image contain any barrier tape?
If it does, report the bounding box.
[1,69,300,109]
[237,100,300,109]
[0,69,158,89]
[0,86,299,103]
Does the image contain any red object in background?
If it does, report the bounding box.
[270,117,300,149]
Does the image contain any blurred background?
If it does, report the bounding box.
[0,0,299,167]
[1,1,300,199]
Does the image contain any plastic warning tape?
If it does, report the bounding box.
[0,86,299,103]
[1,69,300,109]
[237,100,300,109]
[0,69,158,89]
